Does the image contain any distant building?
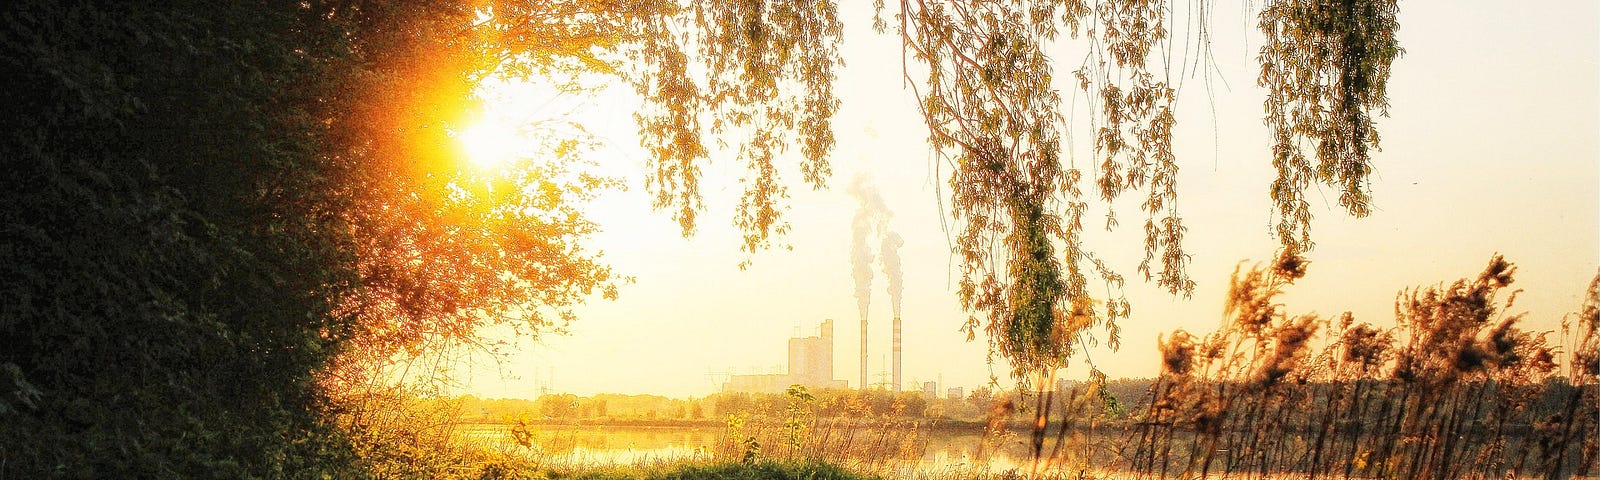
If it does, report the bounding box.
[947,387,964,400]
[921,381,938,398]
[724,319,848,393]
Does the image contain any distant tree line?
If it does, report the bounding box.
[444,384,1155,426]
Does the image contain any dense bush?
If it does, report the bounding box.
[0,1,618,476]
[0,2,363,477]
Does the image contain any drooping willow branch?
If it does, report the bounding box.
[621,0,1400,384]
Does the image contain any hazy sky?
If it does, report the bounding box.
[453,1,1599,399]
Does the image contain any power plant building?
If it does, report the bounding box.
[723,320,848,393]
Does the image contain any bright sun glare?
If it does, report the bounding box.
[458,118,522,170]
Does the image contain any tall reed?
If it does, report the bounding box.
[1111,253,1597,479]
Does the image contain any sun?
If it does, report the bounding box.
[458,117,522,170]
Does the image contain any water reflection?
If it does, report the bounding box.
[461,423,1104,474]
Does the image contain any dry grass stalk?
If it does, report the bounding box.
[1111,253,1596,480]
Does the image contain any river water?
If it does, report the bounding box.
[460,423,1122,475]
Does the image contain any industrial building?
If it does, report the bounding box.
[723,319,848,393]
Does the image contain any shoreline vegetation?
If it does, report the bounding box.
[358,255,1597,479]
[355,378,1598,479]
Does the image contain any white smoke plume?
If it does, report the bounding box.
[850,208,875,320]
[880,231,904,316]
[850,174,908,389]
[844,175,896,318]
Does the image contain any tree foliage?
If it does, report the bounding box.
[0,1,624,476]
[625,0,844,260]
[890,0,1181,381]
[623,1,1401,383]
[1,2,363,476]
[620,0,1401,382]
[890,0,1399,383]
[1260,0,1401,250]
[315,0,624,386]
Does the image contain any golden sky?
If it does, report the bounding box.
[453,1,1599,399]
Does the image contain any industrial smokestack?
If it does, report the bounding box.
[849,178,878,390]
[881,232,904,392]
[860,318,868,389]
[851,211,872,389]
[849,175,902,391]
[893,315,902,392]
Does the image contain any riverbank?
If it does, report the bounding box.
[466,416,1012,433]
[537,460,882,480]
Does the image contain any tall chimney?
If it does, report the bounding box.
[892,315,902,392]
[860,316,868,390]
